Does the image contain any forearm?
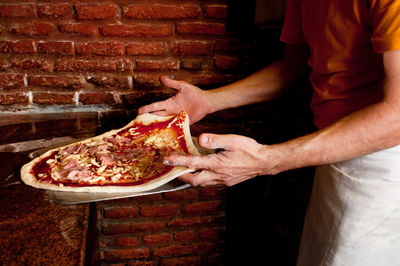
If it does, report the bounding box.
[206,44,310,114]
[266,101,400,174]
[207,60,291,113]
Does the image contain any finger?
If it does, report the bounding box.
[164,154,215,170]
[147,110,172,117]
[198,133,245,150]
[178,170,220,186]
[137,100,169,114]
[160,76,191,91]
[178,172,196,185]
[200,180,223,187]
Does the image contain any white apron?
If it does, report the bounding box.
[297,145,400,266]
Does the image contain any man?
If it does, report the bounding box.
[139,0,400,265]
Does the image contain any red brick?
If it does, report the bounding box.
[102,221,164,235]
[164,188,199,200]
[76,42,124,56]
[98,237,114,248]
[103,206,139,219]
[180,73,234,86]
[172,40,211,56]
[136,59,178,72]
[120,90,174,106]
[79,92,116,105]
[183,200,222,214]
[107,193,162,205]
[124,3,201,19]
[176,21,225,35]
[132,74,161,87]
[38,41,73,56]
[116,59,133,73]
[55,59,117,72]
[75,3,117,20]
[32,92,75,105]
[38,4,72,17]
[59,23,98,36]
[214,55,240,69]
[167,217,202,228]
[153,242,215,257]
[86,76,130,89]
[12,22,54,36]
[0,4,35,18]
[161,256,202,266]
[2,41,35,54]
[167,215,224,228]
[104,248,150,261]
[213,39,246,52]
[213,39,231,52]
[11,58,53,72]
[28,75,85,89]
[200,185,226,198]
[101,24,173,37]
[140,204,179,217]
[200,227,224,240]
[126,262,156,266]
[153,244,194,257]
[204,4,228,19]
[181,59,205,70]
[176,22,225,35]
[0,74,25,89]
[126,42,168,56]
[0,92,29,105]
[143,233,172,245]
[174,230,197,242]
[117,236,140,247]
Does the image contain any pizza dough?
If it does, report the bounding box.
[20,111,200,193]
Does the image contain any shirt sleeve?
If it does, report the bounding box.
[280,0,306,44]
[369,0,400,53]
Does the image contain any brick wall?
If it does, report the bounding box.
[95,186,227,265]
[0,0,245,109]
[0,1,313,265]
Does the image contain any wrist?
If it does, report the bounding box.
[204,89,220,114]
[259,143,299,175]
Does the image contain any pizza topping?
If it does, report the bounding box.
[98,154,115,166]
[31,112,190,187]
[64,159,78,170]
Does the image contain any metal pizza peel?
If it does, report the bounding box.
[45,179,191,205]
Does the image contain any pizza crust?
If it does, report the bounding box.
[20,112,200,193]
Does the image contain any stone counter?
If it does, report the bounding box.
[0,112,99,265]
[0,171,89,265]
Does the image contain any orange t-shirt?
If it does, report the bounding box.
[280,0,400,128]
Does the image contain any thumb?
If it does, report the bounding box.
[198,133,243,151]
[160,76,194,91]
[160,76,188,91]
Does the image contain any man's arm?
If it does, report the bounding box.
[208,43,310,112]
[267,49,400,174]
[138,44,309,123]
[166,50,400,186]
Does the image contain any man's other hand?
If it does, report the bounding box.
[138,76,213,124]
[163,133,273,187]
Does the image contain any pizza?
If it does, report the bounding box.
[20,111,200,193]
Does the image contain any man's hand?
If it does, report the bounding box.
[163,134,273,186]
[138,76,213,124]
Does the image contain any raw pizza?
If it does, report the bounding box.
[20,111,200,193]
